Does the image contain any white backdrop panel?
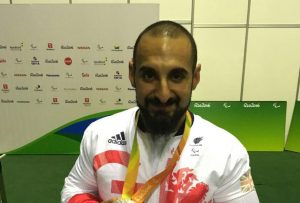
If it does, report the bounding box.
[0,4,158,152]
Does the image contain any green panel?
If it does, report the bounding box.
[190,101,286,151]
[7,133,80,155]
[8,109,123,155]
[9,101,287,154]
[285,101,300,152]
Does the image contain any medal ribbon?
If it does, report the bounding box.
[121,111,192,203]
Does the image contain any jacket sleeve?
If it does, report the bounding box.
[61,125,102,203]
[213,140,259,203]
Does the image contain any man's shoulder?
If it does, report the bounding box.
[82,107,138,142]
[191,113,247,151]
[192,114,232,137]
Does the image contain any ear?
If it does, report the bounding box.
[192,64,201,90]
[129,59,136,88]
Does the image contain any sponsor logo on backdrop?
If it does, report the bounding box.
[94,57,108,65]
[65,72,73,78]
[114,71,123,79]
[0,45,7,50]
[82,73,89,78]
[10,43,23,51]
[1,72,8,78]
[194,102,211,108]
[77,46,91,50]
[243,102,260,108]
[14,73,27,77]
[111,59,124,64]
[112,45,122,52]
[0,59,7,63]
[80,86,93,91]
[64,87,77,91]
[31,57,40,65]
[115,98,123,105]
[81,58,89,65]
[1,99,14,103]
[128,100,136,104]
[36,98,43,104]
[51,85,58,91]
[83,97,91,106]
[95,73,108,78]
[223,102,231,108]
[30,73,43,77]
[61,45,74,50]
[64,57,72,65]
[15,58,23,64]
[96,44,104,51]
[96,87,109,91]
[46,73,60,77]
[127,45,134,50]
[46,43,55,50]
[45,59,59,64]
[15,86,29,90]
[99,98,106,104]
[52,97,59,104]
[34,84,43,91]
[1,83,9,93]
[16,100,30,104]
[65,99,78,104]
[30,44,38,50]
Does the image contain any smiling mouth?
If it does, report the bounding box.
[149,103,176,113]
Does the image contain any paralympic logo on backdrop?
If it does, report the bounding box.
[273,103,281,108]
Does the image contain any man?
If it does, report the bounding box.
[62,21,259,203]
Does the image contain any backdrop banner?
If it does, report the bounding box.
[7,101,286,154]
[285,101,300,152]
[190,101,286,151]
[0,4,159,153]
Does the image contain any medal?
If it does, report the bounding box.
[121,110,192,203]
[115,199,135,203]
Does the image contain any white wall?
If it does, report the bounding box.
[1,0,300,141]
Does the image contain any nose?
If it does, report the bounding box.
[155,79,172,104]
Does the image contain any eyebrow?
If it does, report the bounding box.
[138,66,154,71]
[138,66,189,72]
[170,67,189,74]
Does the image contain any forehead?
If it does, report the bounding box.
[135,34,192,68]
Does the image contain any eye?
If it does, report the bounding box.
[139,68,157,82]
[170,69,187,82]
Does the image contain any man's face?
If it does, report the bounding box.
[129,34,200,134]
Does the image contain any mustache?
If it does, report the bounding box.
[145,96,179,107]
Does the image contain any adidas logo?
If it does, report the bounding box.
[108,131,126,145]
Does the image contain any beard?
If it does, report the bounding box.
[137,96,190,135]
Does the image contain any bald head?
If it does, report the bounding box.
[133,21,197,72]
